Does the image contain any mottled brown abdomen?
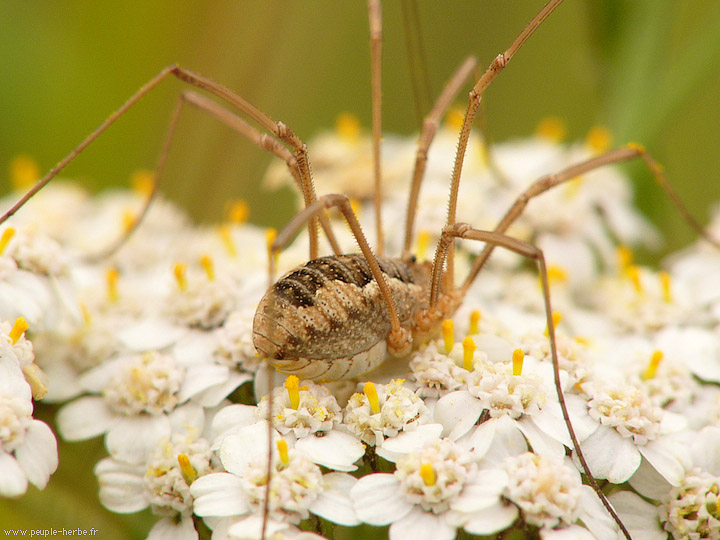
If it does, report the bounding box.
[253,254,429,369]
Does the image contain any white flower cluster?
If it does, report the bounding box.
[3,118,720,540]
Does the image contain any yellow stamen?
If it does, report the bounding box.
[547,265,568,285]
[336,112,361,142]
[626,265,642,294]
[9,155,40,190]
[585,126,612,154]
[512,348,525,376]
[122,210,137,233]
[200,254,215,281]
[563,175,584,199]
[363,381,381,414]
[173,263,188,292]
[285,375,300,410]
[265,227,278,267]
[218,224,237,258]
[130,169,155,197]
[627,142,646,154]
[225,199,250,224]
[545,311,562,337]
[445,107,465,132]
[415,230,430,263]
[441,319,454,354]
[469,310,481,335]
[642,350,663,381]
[277,439,290,466]
[349,198,362,220]
[106,268,119,302]
[463,336,476,371]
[177,453,198,484]
[536,116,566,142]
[659,271,672,303]
[419,463,436,486]
[22,363,48,401]
[616,245,633,271]
[80,303,92,326]
[0,227,15,255]
[9,317,29,345]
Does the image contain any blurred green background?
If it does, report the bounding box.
[1,0,720,537]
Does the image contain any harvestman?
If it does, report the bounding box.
[2,1,718,539]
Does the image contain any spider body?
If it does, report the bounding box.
[253,253,432,380]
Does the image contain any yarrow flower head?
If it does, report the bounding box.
[191,422,358,534]
[256,376,342,438]
[0,350,57,497]
[660,468,720,540]
[502,452,581,529]
[103,351,183,417]
[343,379,430,446]
[165,258,237,329]
[394,438,477,514]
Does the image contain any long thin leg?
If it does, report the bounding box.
[400,0,434,129]
[90,89,341,261]
[368,0,384,255]
[442,0,564,290]
[461,144,720,294]
[270,193,412,356]
[0,65,327,259]
[402,55,477,258]
[430,222,632,540]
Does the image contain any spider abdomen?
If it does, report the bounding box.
[253,253,428,380]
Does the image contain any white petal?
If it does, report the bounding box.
[79,357,126,393]
[211,404,258,448]
[226,515,290,540]
[390,506,456,540]
[310,472,359,526]
[627,456,673,500]
[0,451,28,497]
[195,371,253,408]
[39,358,83,402]
[14,420,58,489]
[608,490,665,540]
[94,458,148,513]
[178,364,230,402]
[117,318,187,351]
[190,472,249,517]
[106,414,170,464]
[172,330,218,366]
[577,424,641,483]
[220,423,277,475]
[295,430,363,471]
[463,500,518,535]
[637,439,685,486]
[168,401,205,435]
[692,426,720,474]
[473,334,514,364]
[451,469,507,513]
[541,524,596,540]
[377,423,444,462]
[147,516,198,540]
[434,391,483,440]
[351,473,411,526]
[517,417,566,459]
[476,416,529,466]
[576,485,619,540]
[535,394,598,444]
[56,396,117,441]
[659,410,687,435]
